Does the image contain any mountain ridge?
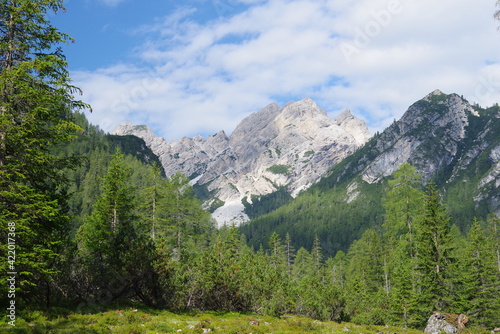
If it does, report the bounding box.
[240,90,500,256]
[113,98,371,225]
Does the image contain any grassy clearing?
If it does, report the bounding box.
[0,307,425,334]
[1,308,491,334]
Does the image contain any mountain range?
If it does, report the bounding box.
[241,89,500,255]
[113,89,500,252]
[113,97,371,226]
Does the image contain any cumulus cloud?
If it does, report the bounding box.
[76,0,500,140]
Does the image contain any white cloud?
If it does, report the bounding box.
[75,0,500,140]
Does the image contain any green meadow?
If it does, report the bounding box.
[1,307,428,334]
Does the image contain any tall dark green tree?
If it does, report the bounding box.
[382,163,424,326]
[76,152,150,301]
[383,163,424,258]
[454,218,500,327]
[415,181,455,316]
[0,0,87,304]
[284,232,295,275]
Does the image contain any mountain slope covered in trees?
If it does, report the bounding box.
[241,90,500,257]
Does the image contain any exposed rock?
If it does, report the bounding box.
[361,91,478,183]
[335,108,371,145]
[114,90,500,225]
[424,313,458,334]
[113,98,371,226]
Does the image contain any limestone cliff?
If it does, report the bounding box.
[113,98,371,226]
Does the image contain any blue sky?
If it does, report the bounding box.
[53,0,500,140]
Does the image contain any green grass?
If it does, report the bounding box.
[0,307,429,334]
[267,164,292,176]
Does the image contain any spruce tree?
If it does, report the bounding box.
[382,164,424,325]
[285,232,295,276]
[76,151,144,300]
[268,232,286,271]
[0,0,87,304]
[415,181,455,317]
[383,163,424,258]
[455,218,500,327]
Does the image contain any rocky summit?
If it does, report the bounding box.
[113,98,371,226]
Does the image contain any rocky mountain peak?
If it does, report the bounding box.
[113,98,371,226]
[424,89,445,100]
[361,90,482,184]
[335,109,371,145]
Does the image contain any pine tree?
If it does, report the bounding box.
[0,0,87,304]
[326,250,347,289]
[489,215,500,273]
[389,243,420,327]
[311,234,323,276]
[346,229,384,292]
[382,164,425,325]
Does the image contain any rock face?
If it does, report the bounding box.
[113,98,371,226]
[361,89,476,183]
[330,90,500,214]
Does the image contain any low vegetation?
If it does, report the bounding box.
[1,307,429,334]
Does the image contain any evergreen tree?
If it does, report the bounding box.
[345,229,389,324]
[326,250,347,289]
[268,232,286,271]
[0,0,87,304]
[311,234,323,276]
[346,229,384,293]
[163,171,211,260]
[414,181,455,316]
[383,163,424,258]
[489,215,500,273]
[389,243,420,327]
[141,163,166,241]
[292,247,311,280]
[455,218,500,327]
[285,232,295,275]
[382,164,424,326]
[76,152,149,301]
